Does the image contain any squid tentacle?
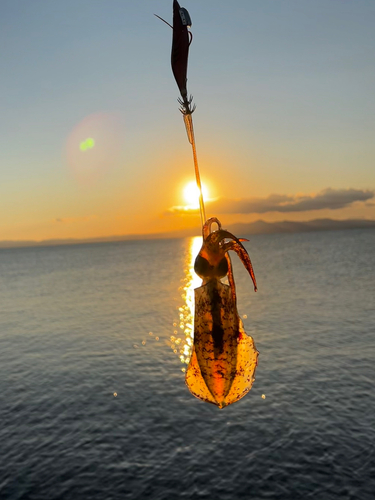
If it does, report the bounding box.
[202,228,257,292]
[202,217,222,239]
[225,252,237,306]
[222,239,257,292]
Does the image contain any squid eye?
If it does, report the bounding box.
[194,255,210,278]
[217,257,228,278]
[194,255,229,280]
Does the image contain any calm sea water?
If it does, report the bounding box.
[1,229,374,500]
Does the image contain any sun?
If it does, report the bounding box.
[183,181,209,208]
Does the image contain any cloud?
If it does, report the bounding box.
[166,188,374,215]
[164,206,200,216]
[53,216,97,224]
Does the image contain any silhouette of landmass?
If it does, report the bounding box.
[1,218,375,249]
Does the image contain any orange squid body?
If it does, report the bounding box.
[186,282,258,408]
[185,218,258,409]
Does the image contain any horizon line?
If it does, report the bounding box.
[1,217,375,250]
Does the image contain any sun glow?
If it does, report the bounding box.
[183,181,209,208]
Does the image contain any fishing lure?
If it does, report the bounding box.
[158,1,259,408]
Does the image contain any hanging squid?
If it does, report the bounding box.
[186,218,258,408]
[157,1,259,408]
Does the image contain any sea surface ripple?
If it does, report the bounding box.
[0,229,374,499]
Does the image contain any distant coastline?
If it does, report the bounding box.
[1,218,375,249]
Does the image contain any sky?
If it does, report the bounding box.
[1,0,375,241]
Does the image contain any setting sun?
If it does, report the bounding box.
[183,181,209,208]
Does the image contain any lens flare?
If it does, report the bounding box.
[80,138,95,152]
[66,113,124,184]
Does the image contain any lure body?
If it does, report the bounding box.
[185,218,258,408]
[171,0,191,102]
[155,1,194,113]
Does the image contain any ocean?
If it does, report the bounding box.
[0,229,374,499]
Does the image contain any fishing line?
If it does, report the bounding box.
[156,2,206,227]
[183,113,206,228]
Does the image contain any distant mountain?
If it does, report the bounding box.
[1,218,374,249]
[227,218,375,236]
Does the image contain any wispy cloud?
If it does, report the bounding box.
[164,206,200,216]
[166,188,374,215]
[54,216,97,224]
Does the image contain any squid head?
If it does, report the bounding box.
[194,217,257,294]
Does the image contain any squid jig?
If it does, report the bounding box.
[157,1,259,408]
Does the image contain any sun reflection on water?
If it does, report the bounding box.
[170,236,202,370]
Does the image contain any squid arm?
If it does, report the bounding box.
[222,237,258,293]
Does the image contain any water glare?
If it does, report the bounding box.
[170,236,202,366]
